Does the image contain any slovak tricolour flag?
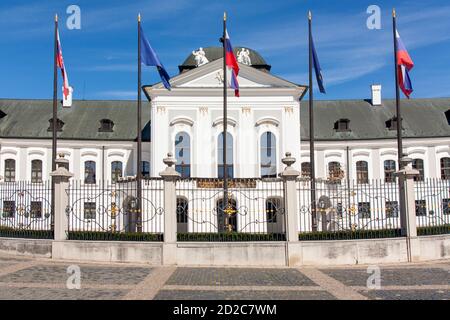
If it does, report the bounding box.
[396,30,414,98]
[224,30,240,97]
[56,29,70,100]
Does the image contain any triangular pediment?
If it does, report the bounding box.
[149,58,303,90]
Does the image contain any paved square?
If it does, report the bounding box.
[359,289,450,300]
[0,265,152,285]
[0,254,449,300]
[321,267,450,286]
[166,268,317,286]
[155,289,335,300]
[0,287,126,300]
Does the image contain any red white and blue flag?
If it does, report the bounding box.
[224,29,240,97]
[396,30,414,98]
[56,29,70,100]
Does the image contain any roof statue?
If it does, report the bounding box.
[237,48,252,66]
[192,47,209,67]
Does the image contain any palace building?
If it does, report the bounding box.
[1,47,450,183]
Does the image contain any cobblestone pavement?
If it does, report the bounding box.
[0,254,448,300]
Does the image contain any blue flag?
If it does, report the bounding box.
[311,36,326,94]
[140,25,171,90]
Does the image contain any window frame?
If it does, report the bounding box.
[4,159,16,182]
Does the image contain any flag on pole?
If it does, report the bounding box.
[311,35,326,94]
[224,29,240,97]
[396,30,414,98]
[56,29,71,100]
[139,24,171,90]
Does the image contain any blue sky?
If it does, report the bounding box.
[1,0,449,101]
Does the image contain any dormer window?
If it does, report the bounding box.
[47,118,64,132]
[445,110,450,125]
[0,110,6,119]
[98,119,114,132]
[386,117,401,131]
[334,119,350,132]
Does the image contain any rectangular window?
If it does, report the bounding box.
[415,200,427,216]
[4,159,15,182]
[442,199,450,215]
[358,202,371,219]
[30,201,42,218]
[385,201,399,218]
[2,201,15,218]
[84,202,96,220]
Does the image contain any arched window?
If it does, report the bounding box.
[176,197,188,233]
[4,159,15,182]
[260,132,276,178]
[356,161,369,184]
[328,162,343,182]
[111,161,123,183]
[217,197,237,232]
[175,132,191,178]
[218,132,234,179]
[384,160,396,183]
[441,158,450,180]
[84,161,96,184]
[31,160,43,183]
[301,162,311,178]
[412,159,424,182]
[141,161,150,178]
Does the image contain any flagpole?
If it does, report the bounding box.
[137,13,143,232]
[51,14,58,224]
[393,9,404,169]
[222,12,228,232]
[308,11,318,232]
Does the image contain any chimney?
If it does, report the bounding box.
[371,84,382,106]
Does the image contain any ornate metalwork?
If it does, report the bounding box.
[66,181,164,234]
[0,182,52,232]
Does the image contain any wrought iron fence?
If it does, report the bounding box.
[0,180,53,239]
[414,178,450,236]
[297,178,403,240]
[66,179,164,241]
[176,178,286,241]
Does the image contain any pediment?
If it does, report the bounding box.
[178,68,269,88]
[147,59,304,92]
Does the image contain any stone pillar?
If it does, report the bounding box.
[159,153,180,265]
[396,157,420,262]
[281,153,301,266]
[50,155,73,241]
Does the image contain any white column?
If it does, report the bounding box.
[159,152,180,265]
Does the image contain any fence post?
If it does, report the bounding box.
[50,156,73,241]
[281,153,300,266]
[396,157,420,262]
[159,153,180,265]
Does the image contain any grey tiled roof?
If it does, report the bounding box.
[1,98,449,142]
[0,99,150,141]
[300,98,450,141]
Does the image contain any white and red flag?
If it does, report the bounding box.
[224,29,240,97]
[56,29,71,101]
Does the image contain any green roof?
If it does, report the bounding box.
[0,99,150,141]
[301,98,450,141]
[1,97,449,142]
